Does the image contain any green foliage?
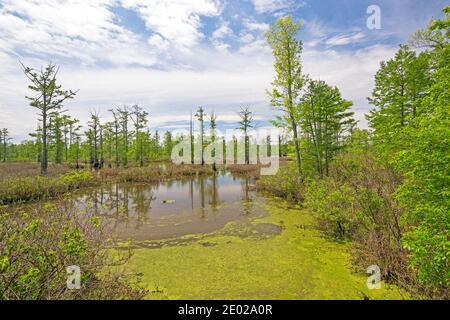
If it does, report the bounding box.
[305,178,357,238]
[265,16,305,175]
[365,7,450,297]
[257,162,305,201]
[298,79,355,177]
[0,203,146,299]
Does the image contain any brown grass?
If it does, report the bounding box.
[0,162,70,180]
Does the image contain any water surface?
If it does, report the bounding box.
[73,172,266,241]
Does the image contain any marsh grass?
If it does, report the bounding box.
[0,171,94,205]
[97,164,214,183]
[226,164,261,178]
[0,162,70,179]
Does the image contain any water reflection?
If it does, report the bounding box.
[73,172,265,241]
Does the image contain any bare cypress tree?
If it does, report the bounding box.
[209,112,218,170]
[87,111,101,169]
[21,63,77,175]
[195,107,206,165]
[237,107,253,164]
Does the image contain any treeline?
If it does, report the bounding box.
[3,67,295,173]
[260,8,449,298]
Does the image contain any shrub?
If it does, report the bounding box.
[256,163,305,202]
[0,202,146,299]
[304,178,358,239]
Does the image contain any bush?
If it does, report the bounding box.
[304,153,413,287]
[305,178,358,239]
[256,163,305,202]
[0,202,146,299]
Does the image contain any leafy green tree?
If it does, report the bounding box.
[395,8,450,294]
[0,128,11,162]
[29,126,42,163]
[49,113,65,164]
[87,111,101,169]
[22,63,77,175]
[130,105,149,167]
[109,109,120,167]
[163,131,173,158]
[265,16,305,176]
[367,45,431,158]
[298,79,354,177]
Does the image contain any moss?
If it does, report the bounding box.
[123,198,408,300]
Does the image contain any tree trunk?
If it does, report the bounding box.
[41,112,48,175]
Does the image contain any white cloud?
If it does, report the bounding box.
[303,44,398,127]
[120,0,221,49]
[303,19,329,38]
[249,0,306,13]
[325,32,366,46]
[148,34,170,51]
[0,0,157,67]
[243,19,270,32]
[212,23,233,40]
[238,33,256,43]
[0,0,404,141]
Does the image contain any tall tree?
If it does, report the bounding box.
[237,107,253,165]
[209,112,218,168]
[49,113,65,164]
[130,104,149,167]
[29,126,42,163]
[22,63,76,175]
[163,131,173,158]
[118,106,130,167]
[195,107,206,165]
[109,109,120,167]
[190,112,194,164]
[0,128,11,162]
[265,16,305,176]
[87,111,101,169]
[367,45,431,157]
[298,79,354,177]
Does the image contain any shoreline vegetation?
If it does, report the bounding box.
[1,6,449,300]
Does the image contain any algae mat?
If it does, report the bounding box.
[124,199,407,300]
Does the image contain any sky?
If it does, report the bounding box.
[0,0,447,141]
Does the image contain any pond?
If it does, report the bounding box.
[72,172,267,242]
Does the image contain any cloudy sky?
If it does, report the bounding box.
[0,0,447,141]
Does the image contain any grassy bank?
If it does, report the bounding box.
[122,198,406,300]
[0,170,94,205]
[0,162,215,205]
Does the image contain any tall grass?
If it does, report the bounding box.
[0,171,94,205]
[98,164,214,183]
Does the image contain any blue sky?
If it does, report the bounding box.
[0,0,447,141]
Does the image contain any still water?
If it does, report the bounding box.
[72,172,267,242]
